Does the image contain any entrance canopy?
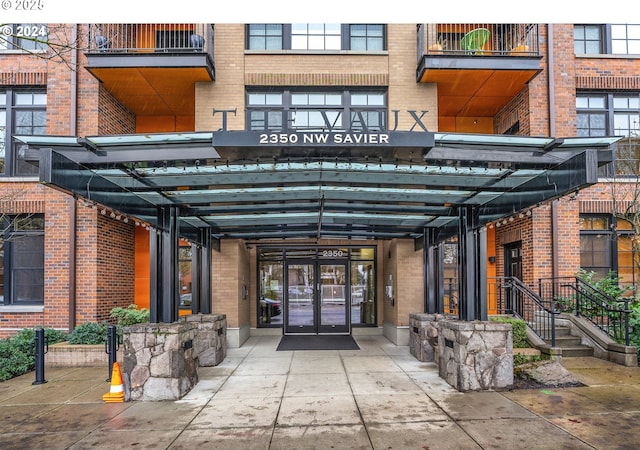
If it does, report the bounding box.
[18,130,619,244]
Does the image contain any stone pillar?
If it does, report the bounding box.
[437,320,513,392]
[184,313,227,366]
[123,321,199,401]
[409,313,456,362]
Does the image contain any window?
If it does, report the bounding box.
[574,24,640,55]
[0,24,48,52]
[246,24,386,51]
[0,89,46,176]
[611,24,640,54]
[349,25,384,51]
[247,24,283,50]
[574,25,603,54]
[580,215,638,291]
[292,23,341,50]
[0,214,45,305]
[576,92,640,176]
[576,94,607,137]
[246,89,387,132]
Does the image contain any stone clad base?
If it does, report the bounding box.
[410,314,514,392]
[409,313,456,362]
[122,314,226,401]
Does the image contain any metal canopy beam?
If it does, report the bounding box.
[17,132,618,243]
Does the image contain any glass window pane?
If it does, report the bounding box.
[325,35,341,50]
[291,35,307,49]
[589,114,606,128]
[576,97,589,108]
[585,41,601,54]
[265,37,281,49]
[248,94,265,105]
[588,96,605,108]
[15,111,32,127]
[612,41,627,54]
[249,37,265,49]
[33,93,46,105]
[308,94,325,105]
[351,38,366,50]
[15,93,34,105]
[291,93,307,105]
[574,27,585,40]
[33,110,46,126]
[628,25,640,39]
[267,111,282,128]
[617,219,633,230]
[576,114,589,130]
[613,97,629,109]
[351,25,366,37]
[265,24,282,35]
[308,23,325,35]
[265,94,282,105]
[585,26,601,40]
[611,24,627,39]
[325,94,342,105]
[308,35,325,50]
[0,93,6,106]
[628,41,640,54]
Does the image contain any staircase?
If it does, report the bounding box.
[544,322,594,357]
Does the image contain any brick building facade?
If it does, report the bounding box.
[1,23,636,345]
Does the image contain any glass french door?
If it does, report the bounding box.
[284,260,349,334]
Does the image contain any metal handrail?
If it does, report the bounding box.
[417,23,540,62]
[490,276,557,346]
[537,276,631,346]
[87,24,214,56]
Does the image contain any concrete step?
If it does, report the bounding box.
[553,335,583,347]
[556,345,595,357]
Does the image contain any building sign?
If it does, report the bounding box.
[213,130,434,149]
[211,109,435,149]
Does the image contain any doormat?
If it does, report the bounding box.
[276,334,360,351]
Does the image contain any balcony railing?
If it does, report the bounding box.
[417,23,540,61]
[87,24,214,56]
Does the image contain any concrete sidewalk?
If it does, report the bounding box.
[0,335,638,449]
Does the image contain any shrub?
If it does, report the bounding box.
[67,321,109,345]
[0,328,68,381]
[109,304,150,327]
[490,316,528,348]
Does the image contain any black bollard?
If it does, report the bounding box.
[32,328,48,385]
[105,325,119,382]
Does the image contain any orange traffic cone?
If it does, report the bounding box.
[102,361,125,403]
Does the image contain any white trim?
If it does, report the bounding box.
[0,305,45,313]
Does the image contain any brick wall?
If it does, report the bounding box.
[196,24,438,133]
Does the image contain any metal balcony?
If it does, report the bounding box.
[84,24,215,118]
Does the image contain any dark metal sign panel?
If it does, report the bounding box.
[212,130,435,149]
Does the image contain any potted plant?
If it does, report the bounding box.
[428,37,446,54]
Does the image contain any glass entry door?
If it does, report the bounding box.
[285,261,349,335]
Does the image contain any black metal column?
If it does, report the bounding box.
[191,241,202,315]
[458,207,476,321]
[477,226,488,320]
[149,207,180,323]
[435,242,445,314]
[199,227,212,314]
[457,207,488,321]
[149,228,159,323]
[423,228,437,314]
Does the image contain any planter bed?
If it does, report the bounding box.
[45,342,123,367]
